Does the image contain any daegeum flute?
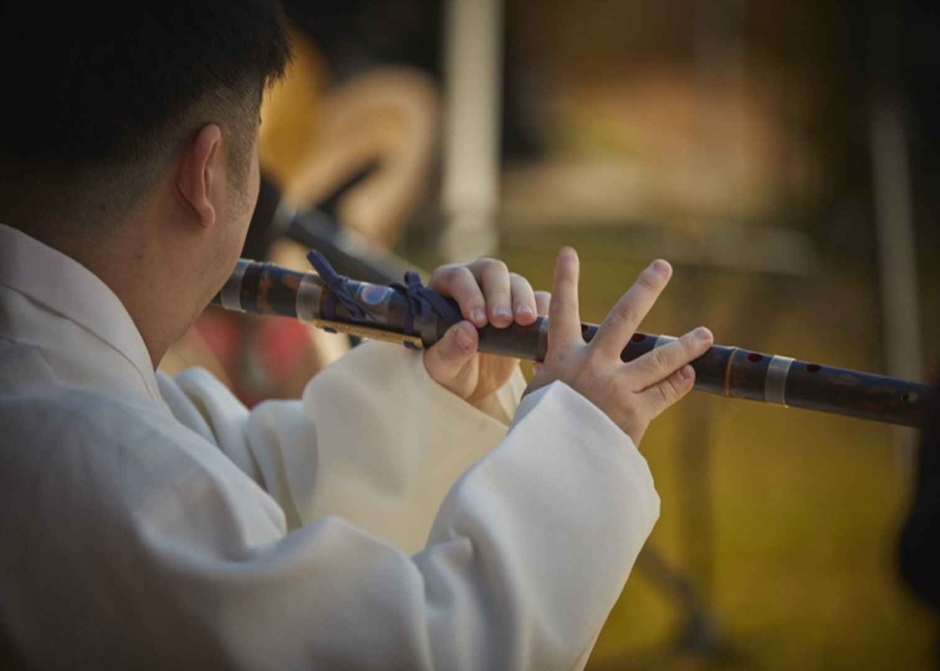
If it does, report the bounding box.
[210,258,932,428]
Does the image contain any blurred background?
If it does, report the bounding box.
[161,1,940,668]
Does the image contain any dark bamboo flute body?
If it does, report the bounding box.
[211,260,932,428]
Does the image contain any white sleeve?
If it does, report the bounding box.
[43,343,663,670]
[134,381,659,670]
[162,341,527,553]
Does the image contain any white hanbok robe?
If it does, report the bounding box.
[0,223,659,670]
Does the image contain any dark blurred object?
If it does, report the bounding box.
[244,172,413,285]
[898,378,940,667]
[281,0,441,82]
[242,170,286,261]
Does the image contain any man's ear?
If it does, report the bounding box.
[177,124,223,227]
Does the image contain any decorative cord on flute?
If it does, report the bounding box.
[211,255,933,428]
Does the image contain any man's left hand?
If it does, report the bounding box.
[423,259,550,404]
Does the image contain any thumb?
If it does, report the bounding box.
[423,321,479,396]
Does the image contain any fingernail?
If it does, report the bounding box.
[494,306,513,319]
[472,308,487,324]
[695,326,712,340]
[650,259,670,275]
[516,305,535,317]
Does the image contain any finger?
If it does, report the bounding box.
[590,259,672,357]
[423,321,479,389]
[473,259,513,328]
[534,291,551,317]
[639,363,696,417]
[428,265,488,327]
[510,273,538,326]
[548,247,582,349]
[626,327,713,390]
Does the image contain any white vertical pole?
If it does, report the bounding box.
[870,96,923,476]
[440,0,503,262]
[868,1,923,478]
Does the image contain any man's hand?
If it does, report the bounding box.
[526,247,713,445]
[423,259,550,404]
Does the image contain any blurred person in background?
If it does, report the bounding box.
[0,2,715,668]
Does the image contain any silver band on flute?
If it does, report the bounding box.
[765,355,795,406]
[220,260,248,312]
[296,273,321,323]
[537,318,549,362]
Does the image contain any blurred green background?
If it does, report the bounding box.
[496,230,940,670]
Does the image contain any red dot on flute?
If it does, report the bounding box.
[806,364,822,373]
[631,333,647,342]
[746,353,762,362]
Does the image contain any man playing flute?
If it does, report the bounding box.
[0,2,713,668]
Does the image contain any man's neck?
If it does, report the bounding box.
[8,217,202,369]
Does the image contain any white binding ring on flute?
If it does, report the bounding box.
[220,260,248,312]
[296,273,321,323]
[765,355,795,406]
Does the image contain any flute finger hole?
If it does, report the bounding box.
[806,364,821,373]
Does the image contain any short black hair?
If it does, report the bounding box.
[1,3,291,170]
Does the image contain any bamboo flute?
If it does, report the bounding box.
[210,259,932,428]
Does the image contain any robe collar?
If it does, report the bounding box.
[0,222,163,402]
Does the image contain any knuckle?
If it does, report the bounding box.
[614,304,639,327]
[456,265,476,282]
[435,263,460,278]
[509,272,530,290]
[483,259,509,277]
[636,271,661,292]
[657,381,674,406]
[651,347,669,370]
[431,265,463,289]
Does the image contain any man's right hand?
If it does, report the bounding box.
[525,247,713,445]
